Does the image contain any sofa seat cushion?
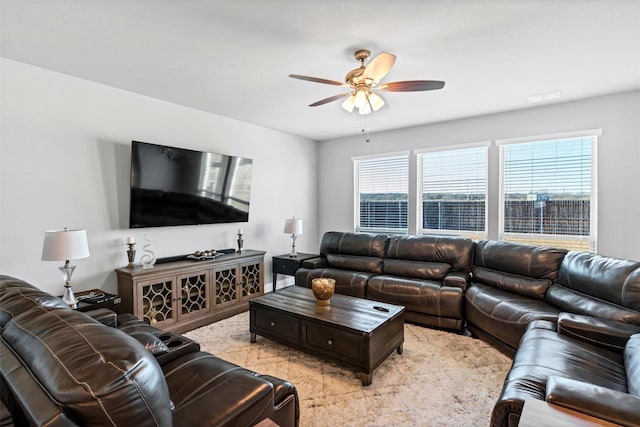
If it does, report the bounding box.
[491,320,627,427]
[295,267,373,298]
[466,283,561,349]
[163,352,292,427]
[546,284,640,325]
[368,275,463,319]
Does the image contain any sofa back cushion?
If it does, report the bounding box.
[546,284,640,324]
[625,334,640,396]
[0,275,69,327]
[320,231,389,273]
[472,240,568,299]
[326,254,383,273]
[383,235,474,280]
[2,307,173,426]
[556,251,640,312]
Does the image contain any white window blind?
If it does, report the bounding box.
[354,154,408,233]
[418,146,488,239]
[500,133,597,251]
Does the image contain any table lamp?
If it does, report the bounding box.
[41,228,90,309]
[283,217,303,257]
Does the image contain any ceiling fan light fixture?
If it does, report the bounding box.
[358,100,372,115]
[354,89,367,109]
[341,95,356,112]
[368,92,385,111]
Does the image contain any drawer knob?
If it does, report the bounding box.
[270,321,276,327]
[327,339,333,345]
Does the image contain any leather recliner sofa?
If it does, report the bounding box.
[296,231,640,426]
[466,240,640,356]
[0,275,299,427]
[491,314,640,427]
[296,231,474,331]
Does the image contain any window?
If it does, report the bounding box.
[498,130,599,251]
[417,145,488,239]
[353,153,409,233]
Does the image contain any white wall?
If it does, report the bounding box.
[318,90,640,261]
[0,58,319,296]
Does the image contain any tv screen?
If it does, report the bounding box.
[129,141,253,228]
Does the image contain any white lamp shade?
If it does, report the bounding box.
[354,90,367,108]
[341,94,356,112]
[42,229,90,261]
[283,218,303,235]
[368,92,385,111]
[358,99,372,115]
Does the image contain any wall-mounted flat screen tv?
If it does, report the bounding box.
[129,141,253,228]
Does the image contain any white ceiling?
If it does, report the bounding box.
[2,1,640,141]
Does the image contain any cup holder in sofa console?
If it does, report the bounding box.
[155,332,201,366]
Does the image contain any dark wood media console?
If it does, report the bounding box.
[116,250,265,333]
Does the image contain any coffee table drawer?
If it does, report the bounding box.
[252,309,299,344]
[302,321,363,364]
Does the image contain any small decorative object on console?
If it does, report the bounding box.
[126,236,136,268]
[187,250,223,261]
[140,235,156,269]
[311,277,335,306]
[237,229,244,253]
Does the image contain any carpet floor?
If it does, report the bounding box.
[185,311,512,427]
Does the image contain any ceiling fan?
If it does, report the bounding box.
[289,49,445,115]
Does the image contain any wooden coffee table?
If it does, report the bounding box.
[249,286,404,386]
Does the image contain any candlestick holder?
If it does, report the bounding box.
[237,233,244,253]
[127,243,136,268]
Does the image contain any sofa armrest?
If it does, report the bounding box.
[302,257,327,269]
[443,271,470,290]
[557,312,640,353]
[546,376,640,427]
[83,308,117,327]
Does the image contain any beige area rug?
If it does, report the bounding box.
[185,312,512,427]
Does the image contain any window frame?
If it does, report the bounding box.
[415,142,490,239]
[497,129,600,251]
[352,151,410,234]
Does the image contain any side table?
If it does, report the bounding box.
[272,253,318,292]
[74,289,122,314]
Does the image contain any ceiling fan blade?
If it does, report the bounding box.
[309,92,352,107]
[362,52,396,83]
[289,74,346,86]
[378,80,445,92]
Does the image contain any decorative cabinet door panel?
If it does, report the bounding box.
[137,278,177,327]
[178,270,210,320]
[240,261,263,299]
[214,266,238,307]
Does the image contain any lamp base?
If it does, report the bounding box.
[289,234,298,257]
[62,284,77,309]
[59,262,78,309]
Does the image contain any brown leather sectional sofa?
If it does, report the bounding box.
[296,232,474,331]
[0,275,299,427]
[296,231,640,427]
